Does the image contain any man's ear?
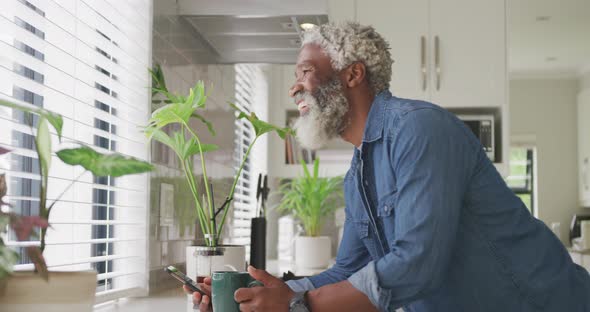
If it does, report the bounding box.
[342,62,367,88]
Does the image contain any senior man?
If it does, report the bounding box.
[187,22,590,312]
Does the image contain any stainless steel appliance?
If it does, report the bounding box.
[458,115,495,161]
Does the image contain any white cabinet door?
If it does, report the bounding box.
[357,0,430,101]
[579,89,590,207]
[429,0,507,108]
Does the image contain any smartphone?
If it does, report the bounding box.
[164,265,207,296]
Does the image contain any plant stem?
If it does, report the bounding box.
[183,123,215,246]
[216,136,258,239]
[181,157,209,239]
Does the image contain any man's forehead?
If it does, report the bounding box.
[296,44,331,68]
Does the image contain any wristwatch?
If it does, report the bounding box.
[289,291,311,312]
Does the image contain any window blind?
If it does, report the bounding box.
[0,0,151,303]
[227,64,268,248]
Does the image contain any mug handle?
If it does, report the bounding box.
[248,280,264,288]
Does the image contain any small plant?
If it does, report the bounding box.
[146,65,292,247]
[0,99,154,280]
[277,158,344,237]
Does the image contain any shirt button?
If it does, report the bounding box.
[364,180,368,186]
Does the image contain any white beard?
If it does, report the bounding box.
[293,93,329,150]
[293,77,350,150]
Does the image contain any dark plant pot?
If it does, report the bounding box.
[250,217,266,269]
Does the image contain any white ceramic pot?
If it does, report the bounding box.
[295,236,331,269]
[185,245,246,311]
[0,271,97,312]
[185,245,246,281]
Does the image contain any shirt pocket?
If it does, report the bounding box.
[353,220,379,258]
[353,220,369,239]
[377,190,397,217]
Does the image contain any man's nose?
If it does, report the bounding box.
[289,82,303,98]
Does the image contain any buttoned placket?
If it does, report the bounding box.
[356,146,387,257]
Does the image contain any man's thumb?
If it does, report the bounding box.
[248,265,278,286]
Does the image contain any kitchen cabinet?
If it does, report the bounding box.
[328,0,509,174]
[353,0,507,108]
[578,89,590,207]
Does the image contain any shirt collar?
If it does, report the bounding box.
[362,90,391,143]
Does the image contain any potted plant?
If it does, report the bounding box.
[0,99,153,311]
[277,158,343,269]
[147,65,291,281]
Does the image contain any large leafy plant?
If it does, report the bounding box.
[277,158,344,237]
[0,99,153,280]
[147,65,291,247]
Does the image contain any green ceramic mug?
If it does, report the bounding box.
[211,271,263,312]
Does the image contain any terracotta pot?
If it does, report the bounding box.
[0,271,97,312]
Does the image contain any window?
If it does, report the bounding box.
[13,87,43,106]
[95,65,111,77]
[96,47,111,60]
[12,87,43,126]
[14,64,44,83]
[94,135,110,149]
[11,154,40,174]
[94,176,115,186]
[18,0,45,17]
[95,82,111,94]
[227,64,269,249]
[15,17,45,39]
[94,118,110,132]
[14,40,44,61]
[9,177,40,198]
[12,130,35,150]
[94,100,116,116]
[3,1,151,304]
[505,147,536,214]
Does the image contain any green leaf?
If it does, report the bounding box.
[230,103,293,139]
[183,140,218,159]
[145,128,217,160]
[56,146,153,177]
[277,158,344,236]
[35,117,52,178]
[145,127,175,150]
[0,98,63,140]
[191,113,216,136]
[0,242,19,280]
[149,64,168,96]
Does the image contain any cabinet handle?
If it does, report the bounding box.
[435,35,441,91]
[421,36,427,91]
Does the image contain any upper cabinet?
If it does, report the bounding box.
[356,0,430,102]
[579,88,590,207]
[428,0,506,108]
[353,0,507,108]
[329,0,509,174]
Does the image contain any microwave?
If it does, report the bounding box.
[458,115,495,161]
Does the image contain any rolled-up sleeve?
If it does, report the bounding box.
[348,109,477,311]
[308,215,372,288]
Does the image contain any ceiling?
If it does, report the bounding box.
[152,0,328,65]
[154,0,590,76]
[508,0,590,77]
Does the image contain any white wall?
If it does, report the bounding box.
[510,78,583,244]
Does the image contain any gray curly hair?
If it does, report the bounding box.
[302,21,393,94]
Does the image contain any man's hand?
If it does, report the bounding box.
[234,266,295,312]
[183,277,212,312]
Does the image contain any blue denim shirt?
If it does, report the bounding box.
[287,91,590,312]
